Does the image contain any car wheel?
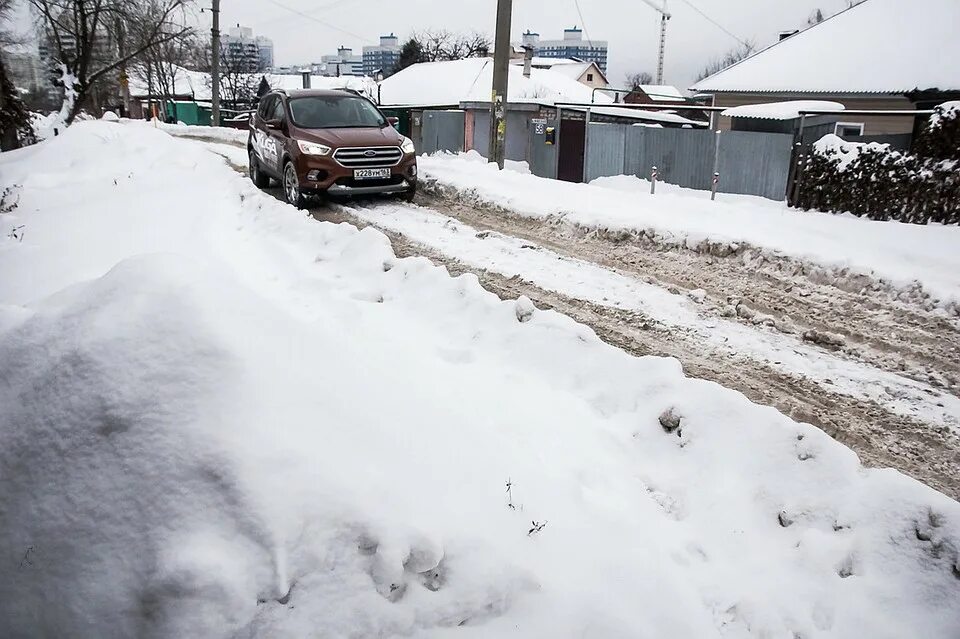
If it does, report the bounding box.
[283,161,305,209]
[400,186,417,204]
[249,149,270,188]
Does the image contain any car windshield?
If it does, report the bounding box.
[288,95,386,129]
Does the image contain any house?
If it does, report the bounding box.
[691,0,960,138]
[509,57,609,90]
[625,84,687,106]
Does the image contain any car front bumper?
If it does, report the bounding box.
[296,153,418,196]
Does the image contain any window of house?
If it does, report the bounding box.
[586,73,594,81]
[835,122,864,137]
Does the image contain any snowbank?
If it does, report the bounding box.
[1,123,959,638]
[419,152,960,313]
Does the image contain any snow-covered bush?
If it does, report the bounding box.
[797,102,960,225]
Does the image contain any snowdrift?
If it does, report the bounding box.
[419,151,960,315]
[1,122,959,638]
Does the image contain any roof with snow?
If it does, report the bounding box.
[377,58,611,107]
[721,100,845,120]
[638,85,686,102]
[563,105,706,127]
[691,0,960,94]
[548,62,608,84]
[128,67,376,101]
[509,57,581,68]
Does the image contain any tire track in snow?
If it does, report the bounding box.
[169,129,960,499]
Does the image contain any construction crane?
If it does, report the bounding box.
[639,0,671,84]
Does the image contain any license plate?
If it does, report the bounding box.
[354,168,390,179]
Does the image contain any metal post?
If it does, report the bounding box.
[582,107,591,183]
[210,0,221,128]
[650,166,658,194]
[488,0,513,169]
[711,129,721,200]
[554,106,562,179]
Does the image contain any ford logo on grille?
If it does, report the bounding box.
[363,150,377,157]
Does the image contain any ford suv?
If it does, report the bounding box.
[248,89,418,208]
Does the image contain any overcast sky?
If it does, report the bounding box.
[216,0,852,88]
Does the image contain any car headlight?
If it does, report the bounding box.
[400,136,416,154]
[297,140,332,156]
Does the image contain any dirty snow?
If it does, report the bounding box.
[419,151,960,313]
[2,122,959,638]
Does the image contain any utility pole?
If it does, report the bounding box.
[488,0,513,169]
[210,0,221,127]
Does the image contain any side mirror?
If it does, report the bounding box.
[387,116,400,127]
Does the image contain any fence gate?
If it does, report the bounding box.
[420,110,465,155]
[716,131,794,200]
[558,119,586,182]
[527,117,558,179]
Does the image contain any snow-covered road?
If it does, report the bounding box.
[166,126,960,498]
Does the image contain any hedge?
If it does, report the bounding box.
[796,102,959,225]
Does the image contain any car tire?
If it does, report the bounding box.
[282,160,306,209]
[400,186,417,204]
[249,149,270,188]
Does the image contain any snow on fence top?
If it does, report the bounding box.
[722,100,845,121]
[692,0,960,94]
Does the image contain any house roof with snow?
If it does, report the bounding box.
[691,0,960,95]
[721,100,845,120]
[128,67,376,101]
[637,85,687,102]
[377,58,610,107]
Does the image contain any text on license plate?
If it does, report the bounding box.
[354,168,391,179]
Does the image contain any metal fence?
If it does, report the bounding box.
[585,123,795,200]
[420,110,465,155]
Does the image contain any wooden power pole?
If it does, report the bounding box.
[487,0,513,169]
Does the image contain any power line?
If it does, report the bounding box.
[261,0,375,44]
[676,0,750,48]
[572,0,593,46]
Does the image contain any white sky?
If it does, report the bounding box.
[216,0,852,88]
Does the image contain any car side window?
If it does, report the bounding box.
[258,95,274,119]
[270,97,286,123]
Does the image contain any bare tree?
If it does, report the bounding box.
[191,40,259,111]
[129,3,195,121]
[695,40,756,82]
[412,30,491,62]
[29,0,192,124]
[625,71,654,90]
[0,0,36,149]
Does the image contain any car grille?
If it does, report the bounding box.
[333,146,403,168]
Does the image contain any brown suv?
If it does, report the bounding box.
[247,89,418,208]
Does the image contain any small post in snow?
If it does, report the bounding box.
[650,166,658,194]
[711,172,720,201]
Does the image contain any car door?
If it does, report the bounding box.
[250,94,280,176]
[264,96,288,175]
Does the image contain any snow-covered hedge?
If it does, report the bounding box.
[796,102,960,225]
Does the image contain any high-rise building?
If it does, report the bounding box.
[256,36,274,71]
[221,25,274,72]
[362,34,401,77]
[520,27,608,73]
[317,47,363,76]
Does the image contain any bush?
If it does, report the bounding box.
[796,102,960,225]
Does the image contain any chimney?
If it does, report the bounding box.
[301,71,311,89]
[523,45,533,78]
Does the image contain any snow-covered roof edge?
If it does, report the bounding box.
[689,2,863,94]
